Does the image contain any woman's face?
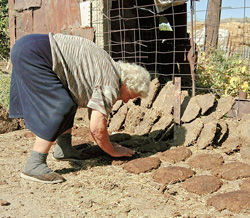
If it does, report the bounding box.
[118,85,140,103]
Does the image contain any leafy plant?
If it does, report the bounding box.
[196,48,250,97]
[0,71,11,109]
[0,0,10,60]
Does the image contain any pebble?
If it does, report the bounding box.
[0,199,10,206]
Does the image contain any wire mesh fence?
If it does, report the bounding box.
[91,0,250,99]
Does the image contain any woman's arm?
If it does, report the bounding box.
[89,109,135,157]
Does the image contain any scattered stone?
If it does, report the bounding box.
[0,180,7,185]
[211,162,250,180]
[197,121,217,149]
[240,146,250,159]
[183,175,223,195]
[210,96,235,120]
[23,132,35,138]
[108,104,128,132]
[0,199,10,206]
[188,153,224,170]
[109,133,131,143]
[239,178,250,192]
[141,78,160,108]
[124,105,145,133]
[207,190,250,212]
[152,81,175,114]
[174,118,203,146]
[123,157,161,174]
[160,147,192,163]
[152,166,195,185]
[181,97,201,123]
[195,93,216,115]
[134,109,161,135]
[112,160,127,166]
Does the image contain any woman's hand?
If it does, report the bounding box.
[110,143,135,157]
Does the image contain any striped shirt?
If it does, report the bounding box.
[49,33,121,119]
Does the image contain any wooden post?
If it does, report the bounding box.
[174,77,181,125]
[205,0,222,50]
[174,77,181,143]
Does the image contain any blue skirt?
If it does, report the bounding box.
[9,34,77,141]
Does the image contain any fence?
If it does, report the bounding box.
[91,0,250,101]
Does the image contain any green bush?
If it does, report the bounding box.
[0,71,11,110]
[0,0,10,60]
[196,49,250,97]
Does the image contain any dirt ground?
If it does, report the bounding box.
[1,108,250,218]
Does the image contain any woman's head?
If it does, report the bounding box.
[117,61,151,98]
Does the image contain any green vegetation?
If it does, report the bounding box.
[0,0,9,60]
[0,0,10,110]
[0,70,11,109]
[196,49,250,97]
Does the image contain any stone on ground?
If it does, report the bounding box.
[108,104,128,132]
[159,147,192,163]
[0,199,10,206]
[211,162,250,180]
[141,78,160,108]
[123,157,161,174]
[181,97,201,123]
[182,175,223,195]
[207,190,250,212]
[188,153,224,170]
[197,121,217,149]
[152,166,195,185]
[239,178,250,192]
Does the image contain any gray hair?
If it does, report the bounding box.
[117,61,151,97]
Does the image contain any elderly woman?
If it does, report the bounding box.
[9,33,151,184]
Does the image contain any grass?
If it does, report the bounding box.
[0,61,11,110]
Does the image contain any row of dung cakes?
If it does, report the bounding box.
[107,78,250,152]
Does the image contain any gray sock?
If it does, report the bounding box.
[53,133,81,159]
[24,151,53,175]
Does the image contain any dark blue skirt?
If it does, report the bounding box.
[9,34,77,141]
